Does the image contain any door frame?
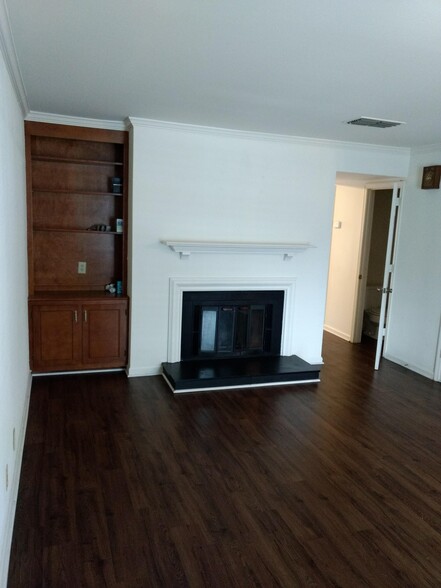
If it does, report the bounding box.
[350,188,374,343]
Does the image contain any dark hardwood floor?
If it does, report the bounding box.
[8,332,441,587]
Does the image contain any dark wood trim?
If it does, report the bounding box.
[25,127,34,296]
[24,120,127,144]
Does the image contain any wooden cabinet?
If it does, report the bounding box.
[26,122,129,372]
[30,301,82,370]
[30,297,128,372]
[82,300,128,366]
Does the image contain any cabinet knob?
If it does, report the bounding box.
[74,310,78,323]
[84,310,88,323]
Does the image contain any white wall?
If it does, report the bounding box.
[128,119,410,376]
[0,40,31,586]
[385,147,441,379]
[324,185,366,341]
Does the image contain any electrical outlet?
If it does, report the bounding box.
[78,261,87,274]
[13,428,15,451]
[6,464,8,491]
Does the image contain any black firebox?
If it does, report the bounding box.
[181,290,284,360]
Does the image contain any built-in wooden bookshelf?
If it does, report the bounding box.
[25,121,129,372]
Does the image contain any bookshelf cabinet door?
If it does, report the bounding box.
[81,300,128,367]
[30,303,82,371]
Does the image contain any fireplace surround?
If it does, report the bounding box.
[162,277,321,392]
[166,277,298,361]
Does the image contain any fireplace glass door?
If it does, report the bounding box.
[200,305,266,355]
[181,291,284,360]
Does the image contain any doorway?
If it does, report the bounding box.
[357,188,393,342]
[324,175,402,367]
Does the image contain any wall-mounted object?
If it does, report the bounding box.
[421,166,441,189]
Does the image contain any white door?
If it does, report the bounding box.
[374,182,402,370]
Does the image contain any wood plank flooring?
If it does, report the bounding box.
[8,333,441,587]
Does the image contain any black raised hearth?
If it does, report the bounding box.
[162,355,321,393]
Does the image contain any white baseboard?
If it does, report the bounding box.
[0,372,32,588]
[127,366,161,377]
[300,355,324,366]
[323,324,351,341]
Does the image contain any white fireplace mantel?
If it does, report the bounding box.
[161,240,314,260]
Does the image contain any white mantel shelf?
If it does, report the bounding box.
[161,240,315,260]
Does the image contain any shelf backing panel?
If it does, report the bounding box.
[33,192,123,230]
[31,136,123,163]
[33,231,122,291]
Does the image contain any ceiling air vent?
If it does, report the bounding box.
[347,117,405,129]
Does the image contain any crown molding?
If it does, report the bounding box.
[0,0,29,115]
[410,143,441,155]
[26,111,127,131]
[127,116,410,155]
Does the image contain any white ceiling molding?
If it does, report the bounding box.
[128,116,409,155]
[0,0,28,115]
[410,143,441,154]
[26,111,127,131]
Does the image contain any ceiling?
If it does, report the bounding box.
[5,0,441,147]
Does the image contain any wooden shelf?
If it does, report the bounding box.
[33,227,123,235]
[26,120,128,297]
[32,155,123,166]
[30,290,128,301]
[32,189,123,196]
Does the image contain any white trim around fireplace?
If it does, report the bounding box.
[167,277,296,363]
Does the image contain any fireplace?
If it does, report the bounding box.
[181,290,284,360]
[162,277,321,392]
